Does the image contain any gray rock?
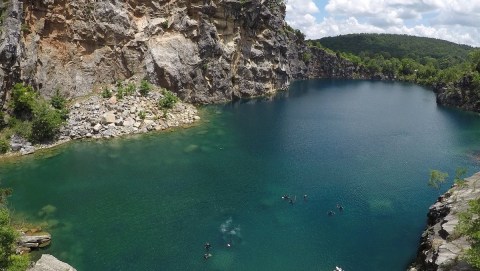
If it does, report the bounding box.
[102,111,116,124]
[93,123,102,133]
[28,254,76,271]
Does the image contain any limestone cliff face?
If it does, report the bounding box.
[0,0,310,105]
[434,75,480,113]
[409,173,480,271]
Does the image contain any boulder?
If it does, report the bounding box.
[102,111,116,124]
[28,254,76,271]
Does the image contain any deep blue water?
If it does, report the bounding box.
[1,79,480,271]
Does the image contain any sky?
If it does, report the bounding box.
[285,0,480,47]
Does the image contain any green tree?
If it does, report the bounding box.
[50,89,66,110]
[454,167,468,188]
[11,83,37,118]
[30,101,64,143]
[428,169,448,194]
[0,138,8,154]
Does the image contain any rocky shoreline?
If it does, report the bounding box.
[1,88,201,158]
[409,173,480,271]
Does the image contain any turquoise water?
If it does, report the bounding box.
[2,79,480,271]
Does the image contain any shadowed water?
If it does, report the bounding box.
[2,79,480,271]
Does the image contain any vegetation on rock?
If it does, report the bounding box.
[458,197,480,268]
[0,186,30,271]
[158,89,179,109]
[139,80,152,97]
[0,83,66,145]
[316,34,480,112]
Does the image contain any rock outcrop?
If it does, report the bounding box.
[28,254,76,271]
[409,173,480,271]
[0,0,372,107]
[434,75,480,113]
[0,0,310,104]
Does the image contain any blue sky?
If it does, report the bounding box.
[285,0,480,47]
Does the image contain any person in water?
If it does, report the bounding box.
[204,253,212,260]
[282,194,290,200]
[336,204,344,211]
[304,194,308,201]
[328,210,335,216]
[204,242,211,251]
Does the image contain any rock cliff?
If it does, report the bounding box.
[0,0,312,105]
[0,0,375,108]
[434,75,480,113]
[409,173,480,271]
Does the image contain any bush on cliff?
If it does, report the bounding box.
[139,80,152,97]
[0,187,30,271]
[458,197,480,268]
[11,83,37,119]
[158,89,179,109]
[29,101,64,143]
[0,138,8,154]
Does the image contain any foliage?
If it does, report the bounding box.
[158,89,179,109]
[139,80,152,97]
[457,197,480,268]
[138,110,146,120]
[0,138,8,154]
[0,186,30,271]
[11,83,37,118]
[101,87,112,99]
[125,82,136,96]
[428,169,448,193]
[6,117,32,139]
[317,33,472,66]
[161,20,168,29]
[302,52,312,62]
[30,101,64,143]
[454,167,468,188]
[50,89,66,110]
[0,111,6,130]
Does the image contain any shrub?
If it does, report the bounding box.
[0,138,8,154]
[0,187,30,271]
[29,101,64,143]
[0,111,6,130]
[50,89,67,110]
[125,82,136,95]
[458,198,480,268]
[158,89,179,109]
[101,87,112,98]
[7,117,32,139]
[139,80,152,97]
[138,111,146,120]
[11,83,37,118]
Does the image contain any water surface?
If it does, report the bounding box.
[2,79,480,271]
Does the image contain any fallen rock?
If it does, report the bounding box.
[28,254,76,271]
[102,111,116,124]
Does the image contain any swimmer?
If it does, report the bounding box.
[204,253,212,260]
[282,194,290,200]
[204,242,211,251]
[336,204,344,211]
[227,243,231,248]
[328,210,335,216]
[304,194,308,201]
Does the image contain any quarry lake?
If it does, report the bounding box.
[2,79,480,271]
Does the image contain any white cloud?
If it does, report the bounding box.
[285,0,480,47]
